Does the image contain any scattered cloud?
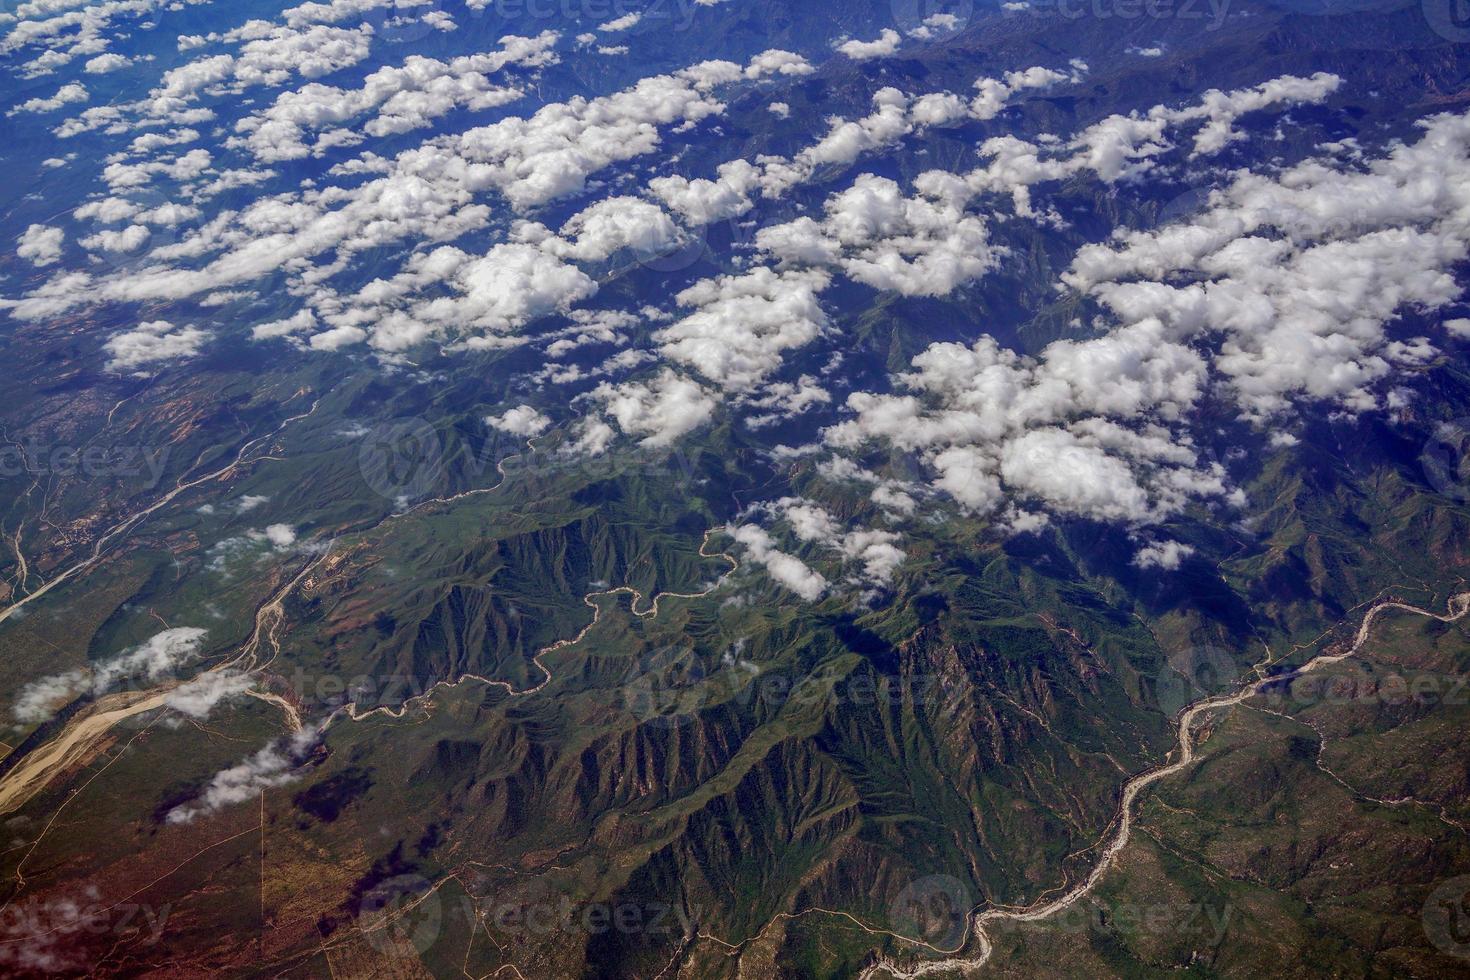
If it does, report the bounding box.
[16,224,63,266]
[166,723,322,823]
[103,320,211,374]
[1133,540,1195,570]
[13,628,209,724]
[487,405,552,437]
[837,29,901,61]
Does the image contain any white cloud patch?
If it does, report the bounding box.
[83,52,130,73]
[649,159,763,225]
[540,197,683,263]
[8,49,813,349]
[816,88,1470,534]
[233,494,270,513]
[435,49,809,211]
[728,523,828,601]
[384,243,597,351]
[597,11,641,31]
[837,29,901,61]
[13,628,209,724]
[1132,540,1195,570]
[662,68,1082,208]
[1063,103,1469,418]
[16,224,63,266]
[165,669,255,718]
[207,524,306,574]
[252,309,318,341]
[742,375,832,429]
[7,81,86,115]
[103,320,210,374]
[956,72,1341,215]
[757,174,1001,296]
[151,23,374,105]
[823,325,1224,524]
[2,0,205,80]
[232,32,558,163]
[487,405,551,437]
[908,12,962,39]
[655,267,831,391]
[762,497,906,590]
[166,724,321,823]
[968,65,1082,121]
[589,369,717,448]
[0,26,1444,570]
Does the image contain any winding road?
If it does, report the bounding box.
[0,419,739,814]
[4,396,1466,978]
[0,400,320,627]
[857,591,1470,978]
[342,526,738,721]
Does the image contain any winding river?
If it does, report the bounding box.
[858,591,1470,978]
